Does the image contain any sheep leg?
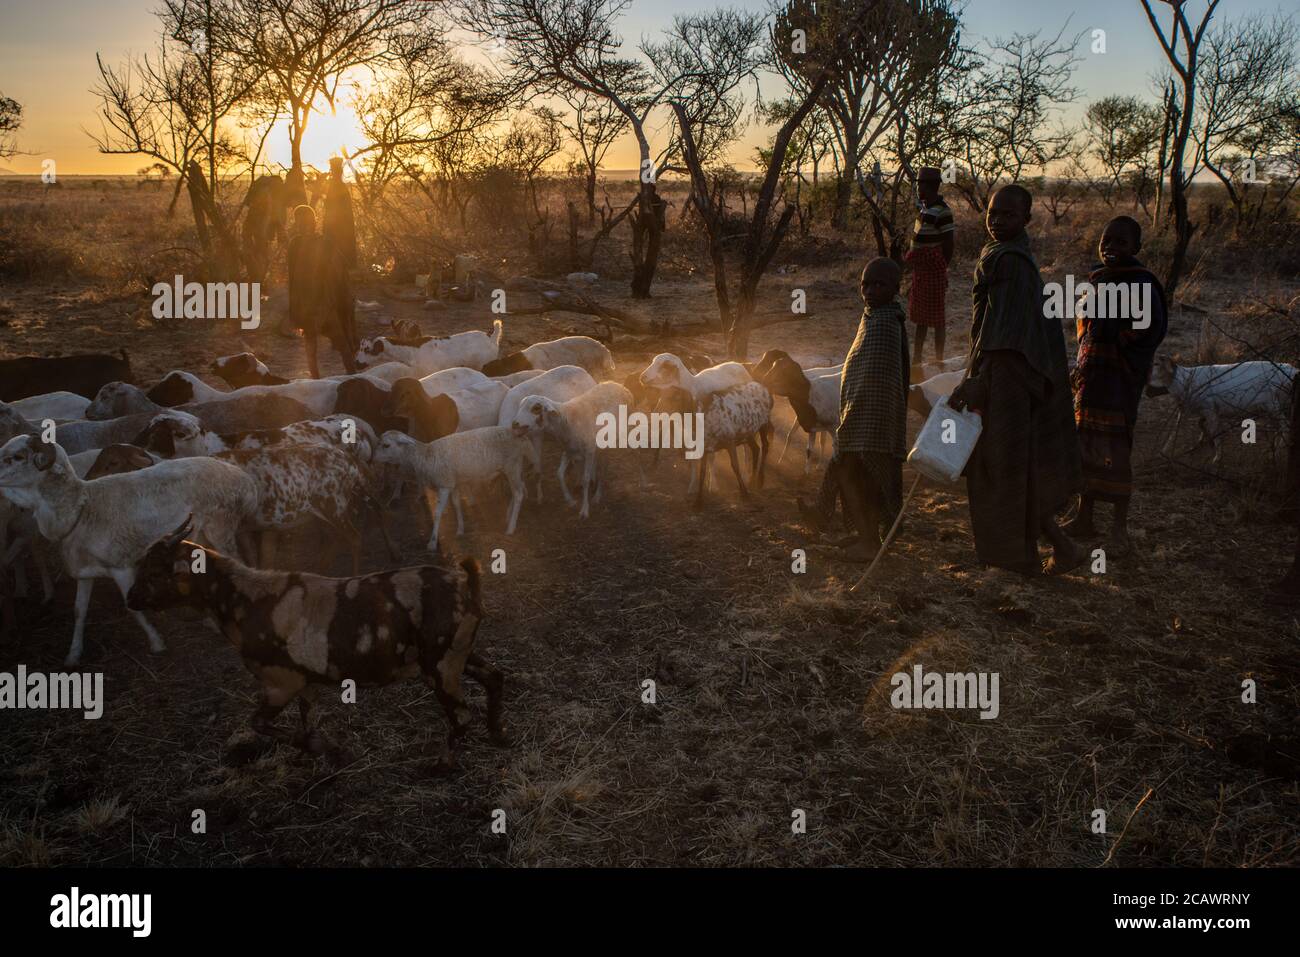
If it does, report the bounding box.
[66,578,94,666]
[757,425,772,490]
[728,446,751,499]
[453,494,466,536]
[592,454,604,504]
[427,488,451,552]
[556,452,576,506]
[465,652,509,744]
[505,466,525,535]
[110,568,166,655]
[693,456,707,510]
[579,454,594,519]
[777,420,797,464]
[1162,407,1184,455]
[805,431,815,474]
[532,434,545,502]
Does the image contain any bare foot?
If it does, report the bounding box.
[1043,540,1086,576]
[838,539,880,563]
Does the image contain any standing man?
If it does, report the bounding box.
[287,204,358,379]
[322,156,357,271]
[905,166,955,374]
[949,184,1083,576]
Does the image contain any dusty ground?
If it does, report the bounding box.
[0,178,1297,867]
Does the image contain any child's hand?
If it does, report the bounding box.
[949,377,987,413]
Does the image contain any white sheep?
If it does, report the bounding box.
[373,427,539,549]
[639,354,752,409]
[509,381,633,518]
[690,382,774,506]
[9,391,91,423]
[483,335,614,379]
[496,365,598,428]
[1146,355,1298,464]
[0,434,258,664]
[356,320,503,374]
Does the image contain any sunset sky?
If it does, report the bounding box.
[0,0,1291,175]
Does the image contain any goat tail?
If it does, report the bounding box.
[460,556,483,616]
[491,318,504,349]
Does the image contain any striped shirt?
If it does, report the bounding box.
[912,196,955,247]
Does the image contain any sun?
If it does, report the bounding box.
[266,98,367,174]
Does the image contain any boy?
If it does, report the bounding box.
[287,204,358,379]
[1066,216,1168,554]
[949,184,1083,576]
[905,166,955,373]
[831,257,911,561]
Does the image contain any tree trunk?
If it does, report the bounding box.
[629,181,664,299]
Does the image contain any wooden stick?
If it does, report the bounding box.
[850,473,922,593]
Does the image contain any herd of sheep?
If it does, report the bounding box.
[1,313,1294,769]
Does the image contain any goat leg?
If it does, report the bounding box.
[466,653,509,745]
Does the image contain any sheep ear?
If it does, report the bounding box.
[32,441,56,471]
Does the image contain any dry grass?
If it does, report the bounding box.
[0,177,1297,867]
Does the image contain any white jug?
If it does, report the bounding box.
[907,395,982,484]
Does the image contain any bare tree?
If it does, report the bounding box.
[0,95,21,159]
[558,88,630,224]
[1192,12,1299,230]
[463,0,759,298]
[1139,0,1222,301]
[216,0,442,180]
[672,3,880,358]
[948,25,1081,214]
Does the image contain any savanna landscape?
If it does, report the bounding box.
[0,0,1298,874]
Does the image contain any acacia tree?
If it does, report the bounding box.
[773,0,963,231]
[0,95,20,159]
[1081,95,1164,209]
[1139,0,1222,300]
[673,4,880,358]
[463,0,760,299]
[215,0,442,181]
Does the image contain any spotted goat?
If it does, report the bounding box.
[126,518,507,770]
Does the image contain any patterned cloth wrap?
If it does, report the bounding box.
[1072,257,1168,501]
[905,243,949,328]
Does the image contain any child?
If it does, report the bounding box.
[287,204,358,379]
[949,184,1082,576]
[1066,215,1168,554]
[831,257,911,561]
[905,166,955,373]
